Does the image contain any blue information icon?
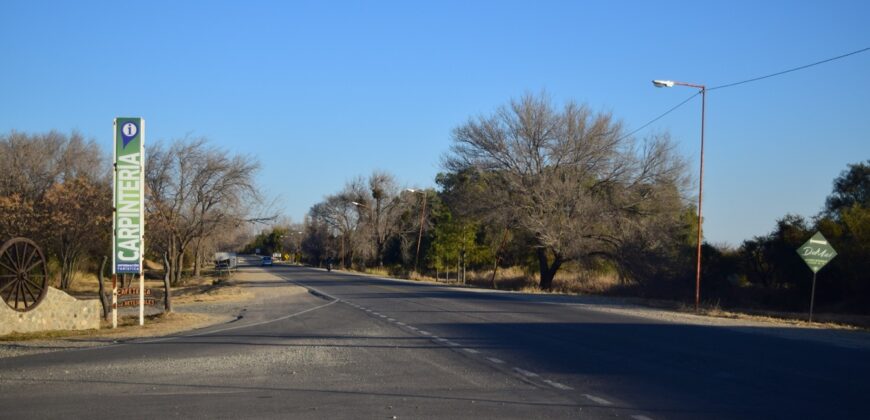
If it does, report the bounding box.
[121,121,138,148]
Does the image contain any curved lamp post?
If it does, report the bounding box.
[653,79,706,312]
[352,201,377,267]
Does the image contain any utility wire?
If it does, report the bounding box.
[620,92,700,140]
[624,46,870,139]
[709,46,870,91]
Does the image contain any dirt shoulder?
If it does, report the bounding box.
[0,268,301,359]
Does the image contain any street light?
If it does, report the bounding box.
[406,189,427,273]
[352,201,377,267]
[652,80,675,88]
[287,231,303,264]
[277,234,286,258]
[652,79,706,312]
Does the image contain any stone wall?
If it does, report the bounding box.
[0,287,101,336]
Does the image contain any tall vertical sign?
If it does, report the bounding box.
[113,117,145,327]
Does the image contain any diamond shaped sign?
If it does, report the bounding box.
[797,232,837,273]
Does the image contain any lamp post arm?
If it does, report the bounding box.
[674,81,705,90]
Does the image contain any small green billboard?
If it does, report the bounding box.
[797,232,837,273]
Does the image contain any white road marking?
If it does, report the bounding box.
[172,299,339,340]
[631,415,654,420]
[396,322,406,326]
[513,368,540,378]
[543,379,574,390]
[583,394,614,406]
[444,341,460,346]
[378,314,387,318]
[387,318,396,322]
[462,348,480,354]
[434,337,448,342]
[420,330,431,335]
[486,357,504,364]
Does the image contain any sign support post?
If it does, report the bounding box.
[809,272,818,323]
[112,118,145,327]
[112,274,118,328]
[139,274,144,325]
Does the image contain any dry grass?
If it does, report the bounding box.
[688,303,870,330]
[66,271,103,294]
[406,271,432,282]
[62,269,250,302]
[361,267,391,277]
[173,280,253,304]
[94,312,227,339]
[462,266,623,295]
[402,266,621,294]
[0,327,99,341]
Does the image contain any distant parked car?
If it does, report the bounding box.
[214,252,238,271]
[261,256,273,266]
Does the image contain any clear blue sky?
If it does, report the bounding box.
[2,0,868,246]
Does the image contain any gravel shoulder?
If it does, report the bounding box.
[0,267,305,359]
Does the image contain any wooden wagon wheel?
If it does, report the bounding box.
[0,237,49,312]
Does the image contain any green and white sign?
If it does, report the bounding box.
[797,232,837,273]
[113,117,145,274]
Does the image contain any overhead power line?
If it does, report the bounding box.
[620,92,700,140]
[625,46,870,139]
[709,46,870,91]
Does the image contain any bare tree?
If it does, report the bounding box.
[146,137,265,287]
[444,93,689,289]
[0,131,109,289]
[301,216,332,265]
[309,189,363,267]
[359,171,405,267]
[306,172,423,269]
[0,131,105,201]
[42,177,112,289]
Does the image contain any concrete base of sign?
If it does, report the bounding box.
[0,287,101,336]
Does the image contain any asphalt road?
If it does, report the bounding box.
[1,263,869,419]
